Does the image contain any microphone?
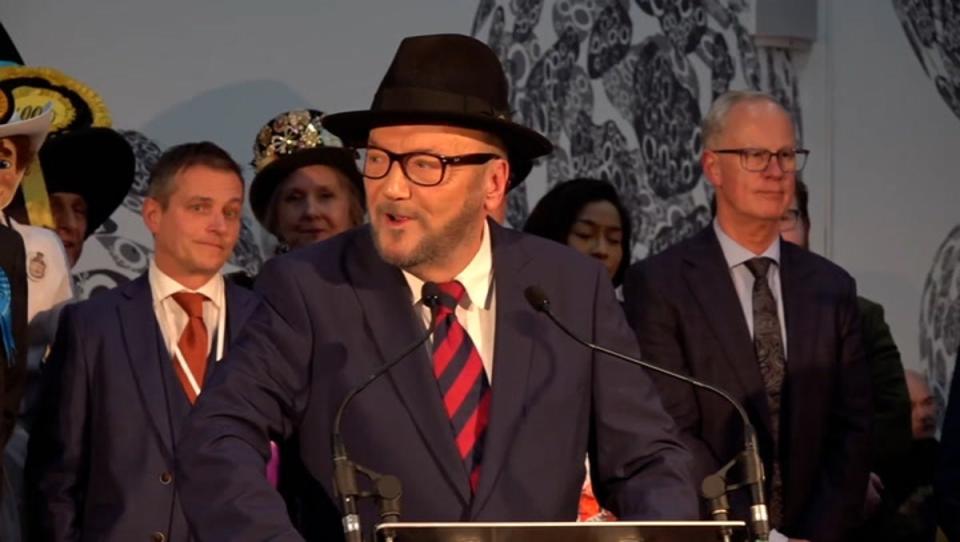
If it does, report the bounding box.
[331,282,442,542]
[523,286,770,541]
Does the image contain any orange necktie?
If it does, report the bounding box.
[171,292,209,404]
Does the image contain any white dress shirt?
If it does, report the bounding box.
[148,258,225,360]
[713,219,788,358]
[403,221,497,381]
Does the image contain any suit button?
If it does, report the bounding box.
[151,532,166,542]
[159,472,173,485]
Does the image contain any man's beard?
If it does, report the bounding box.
[372,189,484,271]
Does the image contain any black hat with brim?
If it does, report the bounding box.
[39,127,134,237]
[322,34,552,185]
[249,146,364,228]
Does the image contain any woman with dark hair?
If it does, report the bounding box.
[523,178,631,286]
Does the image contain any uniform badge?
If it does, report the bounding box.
[28,251,46,280]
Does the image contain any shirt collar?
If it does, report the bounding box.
[403,220,494,310]
[713,219,780,270]
[148,257,223,309]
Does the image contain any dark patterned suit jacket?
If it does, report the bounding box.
[623,226,872,542]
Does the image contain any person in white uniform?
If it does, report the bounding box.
[0,98,73,541]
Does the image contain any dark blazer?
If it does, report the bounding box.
[937,354,960,541]
[27,274,259,541]
[175,222,698,541]
[0,225,27,453]
[623,226,872,542]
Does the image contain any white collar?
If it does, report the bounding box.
[403,220,494,309]
[713,219,780,270]
[148,257,224,308]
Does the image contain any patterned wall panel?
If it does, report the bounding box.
[894,0,960,413]
[472,0,803,261]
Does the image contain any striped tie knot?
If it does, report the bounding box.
[172,291,207,319]
[435,281,466,318]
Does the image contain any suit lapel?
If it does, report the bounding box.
[346,228,472,503]
[202,282,257,384]
[778,242,817,464]
[470,223,535,514]
[779,242,816,370]
[682,228,774,438]
[224,282,258,344]
[118,275,175,457]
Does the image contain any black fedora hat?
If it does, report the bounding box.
[249,146,363,228]
[39,127,134,237]
[323,34,552,172]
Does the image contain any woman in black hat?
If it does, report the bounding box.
[249,110,365,255]
[523,178,631,286]
[251,147,364,253]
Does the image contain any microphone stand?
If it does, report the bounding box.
[524,286,770,542]
[702,462,735,542]
[332,438,403,542]
[331,283,442,542]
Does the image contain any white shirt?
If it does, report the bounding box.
[1,212,74,370]
[713,222,793,542]
[148,258,224,359]
[403,221,496,381]
[713,219,788,357]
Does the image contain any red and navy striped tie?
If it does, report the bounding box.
[431,281,491,493]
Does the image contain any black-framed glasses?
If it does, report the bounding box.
[711,147,810,173]
[355,146,503,187]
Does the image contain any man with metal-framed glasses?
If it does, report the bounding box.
[624,90,872,542]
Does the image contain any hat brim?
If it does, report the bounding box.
[249,146,363,227]
[322,109,552,183]
[0,107,53,158]
[39,127,135,237]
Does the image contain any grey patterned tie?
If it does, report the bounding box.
[744,257,785,525]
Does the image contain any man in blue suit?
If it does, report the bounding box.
[27,142,260,541]
[175,34,697,541]
[624,91,872,542]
